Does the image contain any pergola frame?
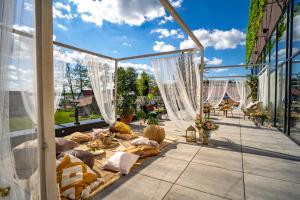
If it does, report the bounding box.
[31,0,205,199]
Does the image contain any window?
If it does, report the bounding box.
[292,0,300,57]
[276,63,286,129]
[270,30,277,70]
[277,9,288,65]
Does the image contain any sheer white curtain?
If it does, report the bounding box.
[16,45,66,124]
[258,68,269,106]
[236,79,250,108]
[152,53,200,130]
[84,55,116,125]
[0,0,41,199]
[226,81,241,102]
[207,80,228,108]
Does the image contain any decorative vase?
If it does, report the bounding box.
[120,113,134,124]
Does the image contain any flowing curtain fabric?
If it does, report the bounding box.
[258,68,269,106]
[152,53,200,130]
[17,46,66,124]
[236,79,250,108]
[0,0,40,199]
[226,81,241,103]
[207,80,228,108]
[84,56,116,125]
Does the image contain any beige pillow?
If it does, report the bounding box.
[246,102,256,109]
[103,152,139,175]
[131,137,159,148]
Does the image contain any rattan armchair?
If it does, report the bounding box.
[242,102,263,120]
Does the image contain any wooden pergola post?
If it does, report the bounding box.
[114,60,118,120]
[35,0,57,199]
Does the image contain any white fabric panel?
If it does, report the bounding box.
[207,80,228,108]
[236,79,250,108]
[152,53,200,130]
[84,56,116,125]
[258,68,269,107]
[226,81,241,102]
[0,0,41,199]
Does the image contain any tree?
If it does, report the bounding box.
[73,62,91,97]
[65,63,75,100]
[136,71,150,96]
[117,67,138,116]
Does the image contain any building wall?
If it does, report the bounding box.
[252,0,289,63]
[9,91,27,118]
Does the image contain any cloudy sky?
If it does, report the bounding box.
[18,0,251,75]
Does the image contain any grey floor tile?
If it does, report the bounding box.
[137,156,189,183]
[176,163,244,200]
[243,154,300,183]
[161,143,200,162]
[163,185,226,200]
[244,173,300,200]
[192,147,242,171]
[95,174,172,200]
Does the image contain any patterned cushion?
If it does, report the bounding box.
[64,132,92,143]
[56,155,101,200]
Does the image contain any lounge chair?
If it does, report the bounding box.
[242,102,263,120]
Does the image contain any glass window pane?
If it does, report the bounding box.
[277,9,288,64]
[269,70,276,122]
[270,30,277,70]
[292,0,300,57]
[276,63,286,129]
[290,54,300,142]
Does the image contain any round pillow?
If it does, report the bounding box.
[143,125,165,144]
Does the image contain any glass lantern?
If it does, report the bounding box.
[186,125,196,142]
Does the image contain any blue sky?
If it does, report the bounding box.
[51,0,250,75]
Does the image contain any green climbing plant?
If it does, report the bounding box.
[246,75,258,101]
[246,0,267,64]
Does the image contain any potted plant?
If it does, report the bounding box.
[195,114,219,145]
[117,67,138,123]
[136,109,147,126]
[246,75,258,101]
[250,111,270,125]
[142,116,165,144]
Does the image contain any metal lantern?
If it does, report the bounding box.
[186,125,196,142]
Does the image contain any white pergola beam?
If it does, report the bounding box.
[159,0,204,50]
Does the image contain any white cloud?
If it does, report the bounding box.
[180,28,246,50]
[113,50,118,54]
[57,24,68,31]
[13,25,34,34]
[54,2,71,12]
[204,57,223,65]
[70,0,165,27]
[170,0,183,8]
[24,2,33,11]
[119,62,153,73]
[53,35,57,41]
[153,41,176,52]
[151,28,184,39]
[122,42,132,47]
[53,2,75,20]
[159,15,173,25]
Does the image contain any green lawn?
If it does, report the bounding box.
[9,110,102,131]
[55,110,102,124]
[10,116,34,132]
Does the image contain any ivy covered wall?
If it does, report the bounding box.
[246,0,267,64]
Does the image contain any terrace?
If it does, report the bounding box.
[1,0,300,200]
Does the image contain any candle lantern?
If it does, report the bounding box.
[186,125,196,142]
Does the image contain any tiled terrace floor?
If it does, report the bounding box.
[95,113,300,200]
